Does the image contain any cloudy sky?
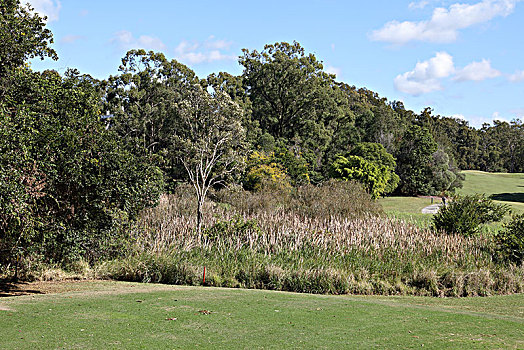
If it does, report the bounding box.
[28,0,524,127]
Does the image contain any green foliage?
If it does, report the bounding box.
[349,142,400,194]
[104,49,200,187]
[433,194,510,236]
[396,125,438,195]
[240,41,353,180]
[243,151,291,191]
[495,214,524,265]
[0,68,164,267]
[0,0,57,79]
[330,155,390,199]
[271,144,310,185]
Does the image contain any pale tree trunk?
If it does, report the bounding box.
[196,193,205,233]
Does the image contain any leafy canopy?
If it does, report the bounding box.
[0,0,57,79]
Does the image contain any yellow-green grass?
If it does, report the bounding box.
[380,171,524,225]
[378,196,441,227]
[379,196,440,213]
[0,281,522,349]
[457,170,524,214]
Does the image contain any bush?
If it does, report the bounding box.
[495,214,524,265]
[432,194,510,236]
[330,155,389,199]
[216,179,382,220]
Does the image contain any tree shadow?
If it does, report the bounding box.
[0,279,44,297]
[490,193,524,204]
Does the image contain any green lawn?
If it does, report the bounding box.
[379,196,438,213]
[378,196,437,227]
[0,281,522,349]
[457,170,524,214]
[380,171,524,224]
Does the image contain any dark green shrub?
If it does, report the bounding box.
[495,213,524,265]
[432,194,510,236]
[1,68,164,271]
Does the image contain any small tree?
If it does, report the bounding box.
[329,155,389,199]
[433,194,510,236]
[495,213,524,265]
[349,142,399,194]
[173,85,246,231]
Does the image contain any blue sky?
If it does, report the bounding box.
[28,0,524,128]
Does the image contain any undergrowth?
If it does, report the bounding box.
[97,183,524,297]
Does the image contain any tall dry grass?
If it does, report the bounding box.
[100,183,524,297]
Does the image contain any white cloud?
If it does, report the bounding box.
[396,53,504,95]
[204,36,232,50]
[371,0,519,44]
[409,1,430,10]
[508,70,524,82]
[394,52,454,95]
[137,36,166,51]
[111,31,166,51]
[451,113,466,120]
[510,108,524,117]
[60,35,85,44]
[453,59,501,81]
[27,0,61,22]
[175,37,236,65]
[325,66,341,78]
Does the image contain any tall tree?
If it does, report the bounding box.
[172,85,246,232]
[239,41,351,181]
[104,50,201,186]
[0,0,57,80]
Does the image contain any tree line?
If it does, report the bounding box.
[1,0,523,268]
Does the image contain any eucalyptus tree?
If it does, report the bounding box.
[239,41,352,181]
[105,50,201,185]
[173,85,246,232]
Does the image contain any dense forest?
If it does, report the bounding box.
[1,0,523,270]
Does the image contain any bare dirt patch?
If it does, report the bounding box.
[0,279,187,298]
[0,279,109,297]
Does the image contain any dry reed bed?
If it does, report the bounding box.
[134,194,489,267]
[102,193,524,296]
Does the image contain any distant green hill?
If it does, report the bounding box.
[457,170,524,213]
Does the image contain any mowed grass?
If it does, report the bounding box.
[378,196,440,227]
[380,171,524,227]
[0,281,522,349]
[457,170,524,214]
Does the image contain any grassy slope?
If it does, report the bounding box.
[380,171,524,219]
[0,281,522,349]
[378,196,437,227]
[457,170,524,214]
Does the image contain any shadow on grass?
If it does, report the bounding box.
[490,193,524,203]
[0,279,44,297]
